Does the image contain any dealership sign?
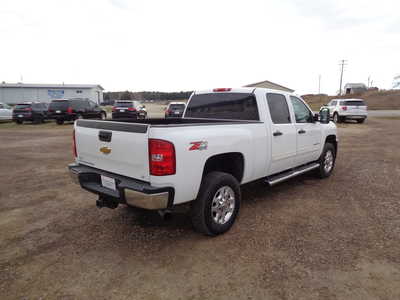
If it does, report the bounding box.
[48,89,65,99]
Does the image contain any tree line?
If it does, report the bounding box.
[103,90,192,102]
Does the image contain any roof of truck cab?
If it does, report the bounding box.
[194,87,296,95]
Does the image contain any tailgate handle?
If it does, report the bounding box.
[99,131,112,142]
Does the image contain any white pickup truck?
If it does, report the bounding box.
[69,88,337,235]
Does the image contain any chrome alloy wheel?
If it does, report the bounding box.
[324,150,334,173]
[211,186,235,225]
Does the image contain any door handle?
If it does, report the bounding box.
[273,131,283,136]
[298,129,306,134]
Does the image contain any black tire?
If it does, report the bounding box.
[15,120,23,125]
[333,113,341,123]
[56,119,64,125]
[315,143,336,178]
[357,119,365,124]
[190,171,241,236]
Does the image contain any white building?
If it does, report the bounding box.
[393,75,400,90]
[0,83,104,105]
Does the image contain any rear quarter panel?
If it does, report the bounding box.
[149,123,268,204]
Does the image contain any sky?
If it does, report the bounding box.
[0,0,399,95]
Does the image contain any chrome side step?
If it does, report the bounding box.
[265,163,320,186]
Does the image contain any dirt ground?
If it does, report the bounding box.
[1,118,400,300]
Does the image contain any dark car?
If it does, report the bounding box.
[112,100,147,119]
[165,102,186,118]
[13,102,49,124]
[48,99,107,125]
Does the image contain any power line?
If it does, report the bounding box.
[338,59,347,95]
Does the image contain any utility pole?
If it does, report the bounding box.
[338,59,347,95]
[367,76,371,88]
[318,74,321,94]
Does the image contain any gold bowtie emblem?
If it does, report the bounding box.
[100,146,111,155]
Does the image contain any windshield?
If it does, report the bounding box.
[115,102,133,107]
[49,101,69,110]
[343,100,366,106]
[185,93,259,120]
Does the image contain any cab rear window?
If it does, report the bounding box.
[185,93,259,120]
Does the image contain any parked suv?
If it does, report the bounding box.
[112,101,147,119]
[48,99,107,125]
[165,102,186,118]
[0,102,12,121]
[13,102,49,124]
[326,99,367,123]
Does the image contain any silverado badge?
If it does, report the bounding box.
[100,146,112,155]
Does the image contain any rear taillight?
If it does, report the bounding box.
[128,107,136,111]
[148,139,176,176]
[72,129,77,158]
[341,106,347,111]
[67,107,73,114]
[165,110,171,114]
[112,106,116,112]
[25,107,32,111]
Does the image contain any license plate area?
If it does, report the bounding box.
[101,175,116,191]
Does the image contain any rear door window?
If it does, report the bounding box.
[185,93,259,120]
[115,102,133,108]
[266,93,291,124]
[169,104,185,111]
[343,100,366,106]
[15,104,31,109]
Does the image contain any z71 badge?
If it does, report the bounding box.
[189,141,208,151]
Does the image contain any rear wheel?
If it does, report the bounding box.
[191,171,241,236]
[357,119,365,123]
[15,120,23,125]
[315,143,336,178]
[56,119,64,125]
[333,113,341,123]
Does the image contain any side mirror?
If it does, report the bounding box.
[313,113,319,122]
[319,107,330,124]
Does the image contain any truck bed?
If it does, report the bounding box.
[76,118,262,131]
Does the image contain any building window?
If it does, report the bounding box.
[76,90,83,94]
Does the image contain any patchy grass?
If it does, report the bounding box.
[375,116,400,121]
[0,120,72,130]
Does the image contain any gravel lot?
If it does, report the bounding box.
[1,118,400,299]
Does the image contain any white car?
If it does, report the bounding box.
[325,99,367,123]
[69,87,338,235]
[0,102,12,121]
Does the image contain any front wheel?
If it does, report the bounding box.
[190,171,241,236]
[56,119,64,125]
[315,143,336,178]
[333,113,341,123]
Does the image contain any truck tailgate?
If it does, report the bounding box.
[74,120,150,182]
